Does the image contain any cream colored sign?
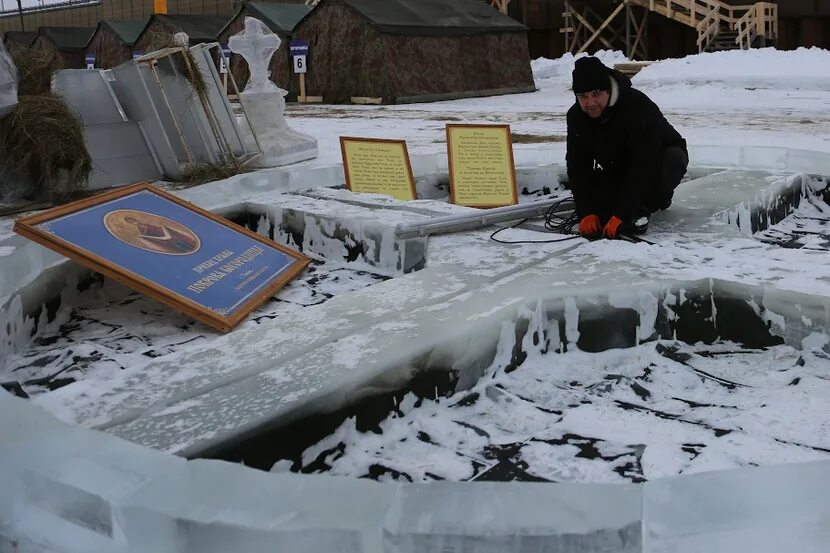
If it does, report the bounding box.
[446,124,517,208]
[340,137,416,201]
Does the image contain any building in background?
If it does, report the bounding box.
[1,0,828,61]
[133,13,227,52]
[3,30,36,54]
[32,25,94,68]
[506,0,829,60]
[0,0,235,35]
[285,0,534,104]
[85,18,147,68]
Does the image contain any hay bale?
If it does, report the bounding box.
[11,49,60,96]
[178,161,252,187]
[0,94,91,201]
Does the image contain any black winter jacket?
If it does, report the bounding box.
[566,68,687,222]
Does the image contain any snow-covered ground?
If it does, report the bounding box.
[287,47,830,168]
[3,47,830,488]
[297,340,830,483]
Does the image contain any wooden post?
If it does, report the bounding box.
[299,73,306,102]
[153,0,167,14]
[575,2,625,54]
[491,0,510,15]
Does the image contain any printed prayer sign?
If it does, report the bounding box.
[446,124,518,208]
[13,183,309,332]
[340,137,417,201]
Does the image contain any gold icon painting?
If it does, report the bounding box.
[104,209,201,255]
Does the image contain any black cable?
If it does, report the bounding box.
[488,195,658,246]
[489,219,582,244]
[543,196,580,234]
[620,233,656,245]
[489,196,581,244]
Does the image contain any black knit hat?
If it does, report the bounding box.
[572,56,611,94]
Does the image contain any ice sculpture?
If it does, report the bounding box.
[229,17,318,167]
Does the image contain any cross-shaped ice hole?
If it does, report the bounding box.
[229,17,280,93]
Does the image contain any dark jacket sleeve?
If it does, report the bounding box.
[566,108,599,220]
[615,109,663,221]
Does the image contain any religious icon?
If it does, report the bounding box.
[14,183,310,331]
[104,209,201,255]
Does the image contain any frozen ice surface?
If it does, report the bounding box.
[0,391,645,553]
[120,460,393,553]
[295,338,830,483]
[3,48,830,551]
[0,394,184,553]
[3,149,830,455]
[1,262,386,426]
[384,482,641,552]
[643,461,830,553]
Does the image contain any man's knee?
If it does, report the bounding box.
[661,146,688,189]
[649,146,688,212]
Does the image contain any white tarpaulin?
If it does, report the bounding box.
[0,39,17,119]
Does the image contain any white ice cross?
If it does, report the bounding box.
[228,17,281,93]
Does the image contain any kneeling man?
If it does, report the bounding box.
[567,56,688,239]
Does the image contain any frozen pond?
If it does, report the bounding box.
[292,339,830,483]
[1,262,387,401]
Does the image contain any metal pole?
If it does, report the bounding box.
[394,198,574,240]
[16,0,24,31]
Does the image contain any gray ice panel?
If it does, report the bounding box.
[0,39,17,118]
[643,461,830,552]
[153,55,220,165]
[52,69,162,190]
[52,69,126,127]
[109,61,183,179]
[85,122,162,190]
[188,43,252,159]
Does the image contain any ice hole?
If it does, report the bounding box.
[0,205,392,398]
[4,164,830,471]
[196,281,830,484]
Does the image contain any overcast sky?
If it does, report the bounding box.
[1,0,98,15]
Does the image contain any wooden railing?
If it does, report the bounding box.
[695,6,721,52]
[627,0,777,52]
[490,0,511,15]
[735,2,777,49]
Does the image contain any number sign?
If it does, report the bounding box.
[293,55,307,74]
[290,39,309,75]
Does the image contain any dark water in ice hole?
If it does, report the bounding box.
[193,292,830,484]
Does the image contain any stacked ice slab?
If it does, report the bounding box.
[3,144,830,551]
[3,391,830,552]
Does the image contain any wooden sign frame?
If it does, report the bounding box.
[340,136,417,201]
[446,124,518,208]
[13,183,310,333]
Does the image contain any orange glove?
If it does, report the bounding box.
[603,216,624,239]
[578,214,601,238]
